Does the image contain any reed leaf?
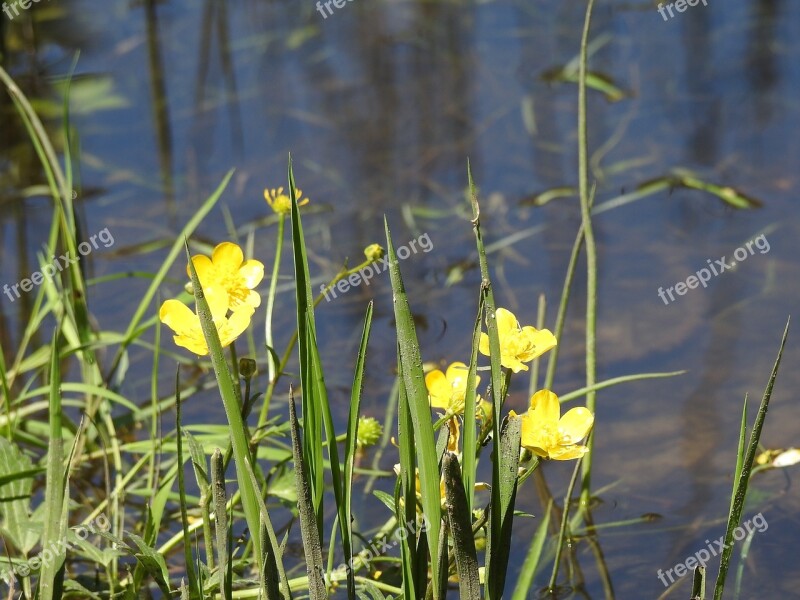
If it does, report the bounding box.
[443,452,480,600]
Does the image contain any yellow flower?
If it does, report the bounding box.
[479,308,556,373]
[159,287,254,356]
[264,186,310,215]
[364,243,385,263]
[188,242,264,309]
[516,390,594,460]
[425,362,479,415]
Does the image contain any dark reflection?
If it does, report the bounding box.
[681,0,719,166]
[144,0,177,226]
[746,0,782,124]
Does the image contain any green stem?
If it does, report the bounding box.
[264,214,286,383]
[577,0,598,511]
[547,456,583,592]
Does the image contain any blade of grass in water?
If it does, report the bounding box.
[577,0,599,511]
[443,452,480,600]
[461,291,484,514]
[511,500,553,600]
[38,329,67,600]
[175,371,201,599]
[467,162,517,600]
[211,449,233,600]
[384,219,443,599]
[289,391,327,599]
[342,302,374,596]
[713,318,790,600]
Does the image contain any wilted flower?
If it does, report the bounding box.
[479,308,556,372]
[188,242,264,309]
[160,287,254,356]
[515,390,593,460]
[264,186,309,215]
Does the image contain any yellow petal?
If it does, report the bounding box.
[519,327,558,361]
[445,362,469,389]
[205,287,230,322]
[188,255,214,283]
[529,389,560,425]
[212,242,244,270]
[519,411,550,455]
[243,289,262,309]
[239,259,265,288]
[425,369,451,409]
[494,308,518,338]
[172,333,209,356]
[548,445,588,460]
[160,299,197,335]
[559,407,594,442]
[221,305,255,346]
[507,358,528,373]
[478,332,490,357]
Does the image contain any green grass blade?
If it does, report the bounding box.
[691,566,706,599]
[342,302,374,596]
[211,449,232,600]
[396,366,419,600]
[185,241,264,560]
[37,329,67,600]
[713,318,789,600]
[462,292,484,514]
[467,162,516,600]
[443,452,480,600]
[288,391,328,599]
[511,500,553,600]
[174,371,201,599]
[287,157,325,534]
[384,219,443,598]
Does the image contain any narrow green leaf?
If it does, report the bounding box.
[713,318,790,600]
[511,500,552,600]
[396,370,419,600]
[462,292,484,513]
[211,449,232,600]
[342,302,374,597]
[38,329,67,600]
[289,391,328,599]
[384,220,443,598]
[691,565,706,600]
[175,372,200,599]
[0,438,38,553]
[443,452,480,600]
[288,156,325,532]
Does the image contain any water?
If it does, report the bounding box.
[1,0,799,597]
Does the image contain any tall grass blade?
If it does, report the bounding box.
[713,318,790,600]
[287,156,324,534]
[174,371,201,599]
[289,391,327,599]
[443,452,480,600]
[511,500,553,600]
[342,302,374,596]
[211,449,232,600]
[37,329,67,600]
[462,293,484,514]
[467,162,517,600]
[384,220,443,598]
[396,368,419,600]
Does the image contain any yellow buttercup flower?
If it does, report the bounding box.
[188,242,264,309]
[516,390,594,460]
[264,186,310,215]
[159,287,254,356]
[479,307,556,373]
[425,362,479,415]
